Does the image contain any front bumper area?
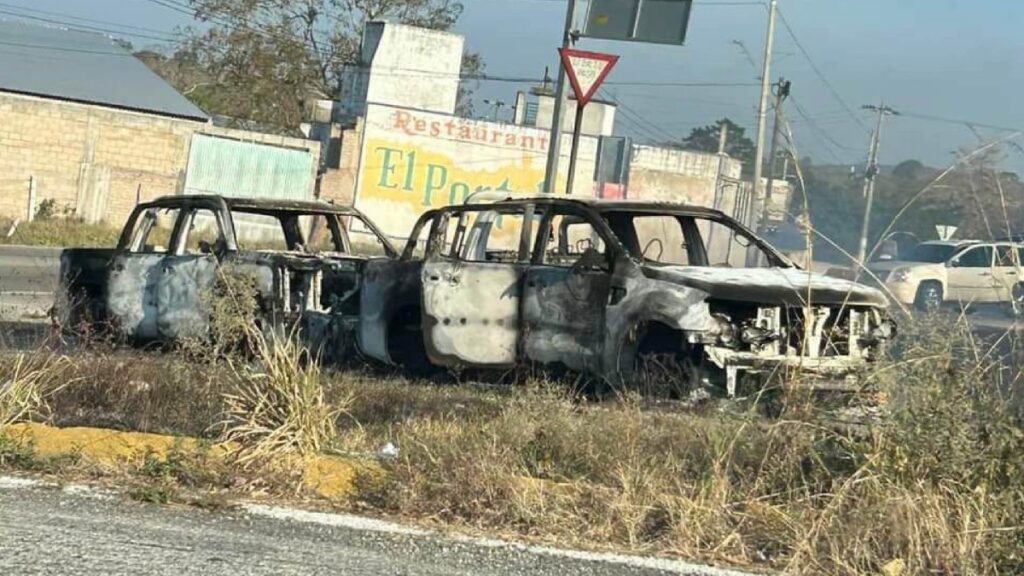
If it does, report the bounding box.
[696,304,893,396]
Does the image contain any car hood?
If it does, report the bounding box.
[868,260,945,272]
[868,261,945,276]
[644,265,889,307]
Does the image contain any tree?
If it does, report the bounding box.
[157,0,476,131]
[677,118,756,176]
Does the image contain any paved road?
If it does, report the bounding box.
[0,477,748,576]
[0,245,60,321]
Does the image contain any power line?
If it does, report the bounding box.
[775,7,869,134]
[897,111,1020,133]
[0,9,180,42]
[140,0,195,17]
[0,2,183,37]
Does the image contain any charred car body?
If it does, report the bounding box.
[57,195,396,359]
[360,196,894,394]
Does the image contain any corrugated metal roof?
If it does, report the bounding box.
[0,19,208,121]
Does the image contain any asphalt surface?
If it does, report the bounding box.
[0,477,750,576]
[0,245,60,321]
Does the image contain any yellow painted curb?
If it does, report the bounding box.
[2,423,380,500]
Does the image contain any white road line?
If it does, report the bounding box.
[1,476,758,575]
[242,504,430,536]
[0,475,44,489]
[243,503,759,576]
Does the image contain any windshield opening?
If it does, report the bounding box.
[601,210,783,268]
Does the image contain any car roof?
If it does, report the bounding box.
[466,194,729,219]
[138,194,363,215]
[919,239,979,247]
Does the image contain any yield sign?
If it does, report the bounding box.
[935,225,958,241]
[558,48,619,107]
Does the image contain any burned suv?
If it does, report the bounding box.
[57,195,395,359]
[360,196,893,394]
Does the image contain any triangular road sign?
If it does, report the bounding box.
[935,225,958,241]
[558,48,619,107]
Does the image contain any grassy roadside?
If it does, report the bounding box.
[0,217,120,248]
[1,316,1022,575]
[0,209,120,248]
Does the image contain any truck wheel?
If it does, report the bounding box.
[614,322,707,399]
[914,282,943,312]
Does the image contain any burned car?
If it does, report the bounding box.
[57,195,396,358]
[359,196,894,394]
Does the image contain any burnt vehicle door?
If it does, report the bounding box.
[107,201,228,340]
[521,204,615,373]
[358,213,435,367]
[419,204,537,367]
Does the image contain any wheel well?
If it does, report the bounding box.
[636,321,687,355]
[917,279,943,294]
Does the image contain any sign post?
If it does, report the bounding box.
[558,48,619,195]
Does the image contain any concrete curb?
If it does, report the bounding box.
[1,422,380,500]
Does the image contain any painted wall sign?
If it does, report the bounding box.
[354,104,598,240]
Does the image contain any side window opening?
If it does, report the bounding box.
[631,215,690,265]
[995,245,1016,267]
[182,209,227,256]
[299,214,340,253]
[540,211,609,269]
[954,246,994,268]
[232,212,290,252]
[434,208,533,264]
[127,207,179,254]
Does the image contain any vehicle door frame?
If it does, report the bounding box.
[520,202,620,373]
[418,202,537,368]
[946,244,996,303]
[990,243,1021,303]
[154,199,234,339]
[107,201,198,340]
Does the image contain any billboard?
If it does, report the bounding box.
[354,103,596,240]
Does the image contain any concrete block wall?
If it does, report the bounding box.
[317,121,362,207]
[0,91,199,227]
[627,145,742,207]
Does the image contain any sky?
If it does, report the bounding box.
[4,0,1024,172]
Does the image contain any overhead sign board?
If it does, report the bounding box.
[558,48,619,107]
[583,0,693,45]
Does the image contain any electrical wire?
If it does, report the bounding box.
[0,2,184,37]
[776,7,870,134]
[0,8,180,42]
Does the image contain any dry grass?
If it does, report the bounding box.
[0,216,120,248]
[1,314,1021,574]
[0,353,70,428]
[219,330,347,467]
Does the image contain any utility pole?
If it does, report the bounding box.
[749,0,778,229]
[761,77,791,230]
[857,103,898,265]
[542,0,578,194]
